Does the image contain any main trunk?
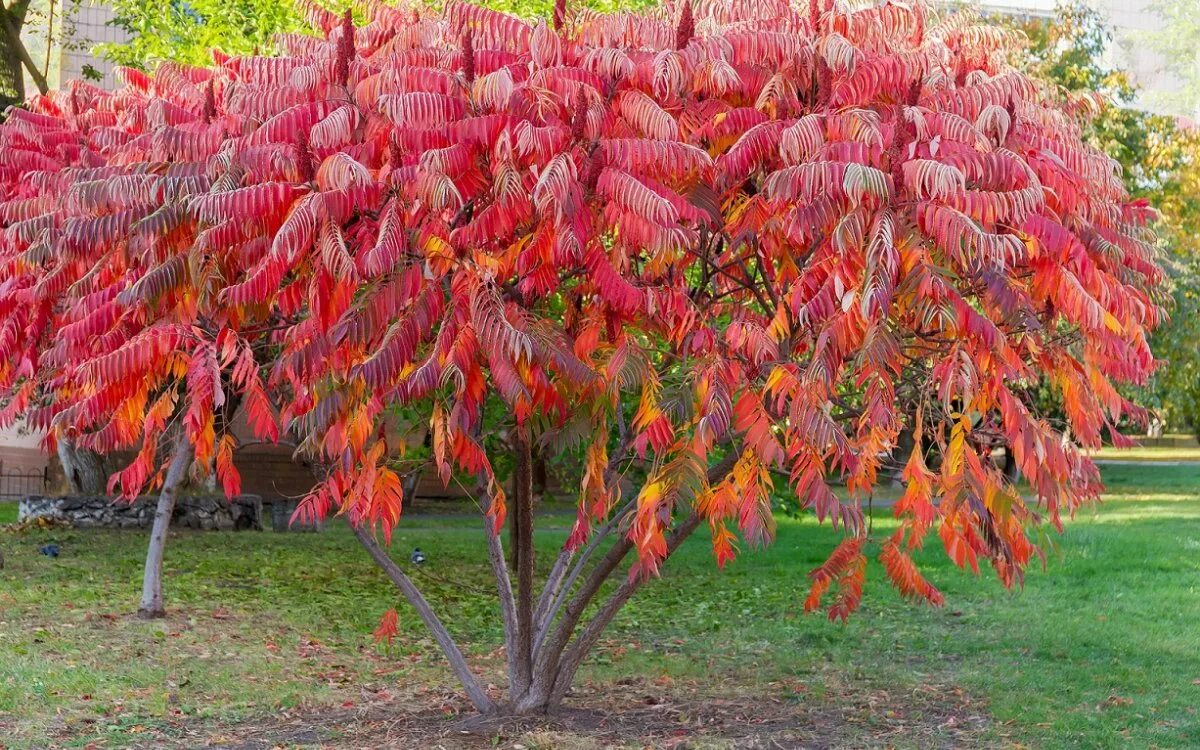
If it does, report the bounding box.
[137,436,192,619]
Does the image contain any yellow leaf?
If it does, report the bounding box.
[1103,311,1124,334]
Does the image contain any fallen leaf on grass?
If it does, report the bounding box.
[1099,694,1134,710]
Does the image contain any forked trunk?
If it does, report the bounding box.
[137,435,192,619]
[355,452,739,717]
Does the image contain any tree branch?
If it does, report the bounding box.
[548,511,705,706]
[528,524,635,700]
[533,495,637,651]
[512,428,536,697]
[529,449,743,705]
[0,3,47,95]
[531,427,637,652]
[352,524,495,714]
[478,476,520,696]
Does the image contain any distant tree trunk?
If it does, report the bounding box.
[401,471,419,509]
[0,1,28,110]
[0,0,47,110]
[891,424,916,487]
[1002,445,1020,484]
[56,438,107,495]
[137,434,192,619]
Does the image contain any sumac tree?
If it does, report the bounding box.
[0,0,1164,715]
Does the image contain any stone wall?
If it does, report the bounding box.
[17,494,263,531]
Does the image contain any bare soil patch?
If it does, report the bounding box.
[64,674,1001,749]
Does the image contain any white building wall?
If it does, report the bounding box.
[969,0,1196,119]
[0,424,49,473]
[57,0,129,90]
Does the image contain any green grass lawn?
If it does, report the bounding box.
[1091,433,1200,462]
[1,462,1199,748]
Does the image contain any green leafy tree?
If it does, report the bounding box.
[1138,2,1200,437]
[1008,2,1200,438]
[98,0,650,71]
[100,0,326,69]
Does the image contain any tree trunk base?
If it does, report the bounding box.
[506,683,567,717]
[136,607,166,619]
[452,700,560,725]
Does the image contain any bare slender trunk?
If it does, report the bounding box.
[529,530,635,701]
[512,428,536,699]
[534,496,637,650]
[353,524,496,714]
[534,547,573,641]
[137,435,192,619]
[548,513,703,705]
[480,477,520,696]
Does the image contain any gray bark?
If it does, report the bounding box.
[477,474,521,697]
[56,437,106,495]
[518,450,741,713]
[534,496,637,651]
[137,435,193,618]
[512,429,535,698]
[546,513,703,707]
[353,524,496,714]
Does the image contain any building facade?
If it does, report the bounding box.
[976,0,1195,120]
[56,0,127,89]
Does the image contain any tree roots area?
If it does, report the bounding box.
[59,675,990,749]
[2,463,1198,748]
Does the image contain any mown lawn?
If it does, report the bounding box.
[1,462,1198,748]
[1091,433,1200,462]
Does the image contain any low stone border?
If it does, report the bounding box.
[17,494,263,531]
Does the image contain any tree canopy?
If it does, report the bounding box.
[0,0,1166,714]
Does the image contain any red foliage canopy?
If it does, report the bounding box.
[0,0,1164,617]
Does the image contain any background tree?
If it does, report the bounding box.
[1136,1,1200,437]
[99,0,327,69]
[0,0,1164,717]
[96,0,657,72]
[0,0,50,109]
[1006,1,1200,438]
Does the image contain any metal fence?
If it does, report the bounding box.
[0,462,49,500]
